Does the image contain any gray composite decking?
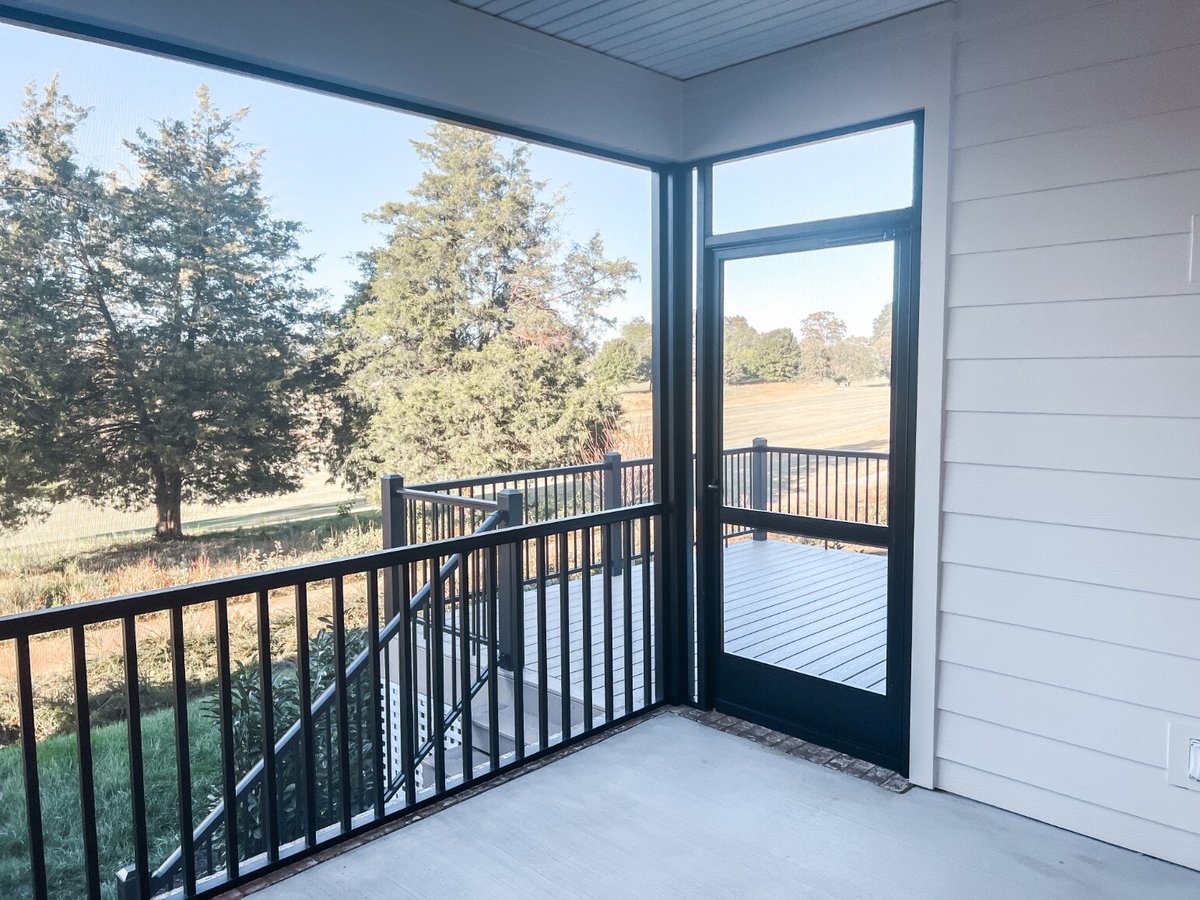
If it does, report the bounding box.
[722,539,888,693]
[517,538,887,722]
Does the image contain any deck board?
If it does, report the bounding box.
[515,538,888,716]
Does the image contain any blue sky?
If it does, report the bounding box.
[0,22,655,328]
[0,22,913,338]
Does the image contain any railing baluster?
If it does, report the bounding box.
[641,516,652,708]
[123,616,151,899]
[486,546,501,771]
[431,558,447,793]
[854,455,860,522]
[558,532,572,741]
[169,605,197,895]
[450,550,459,712]
[69,626,102,899]
[824,455,830,519]
[16,636,47,900]
[256,589,280,863]
[395,563,417,806]
[214,597,239,879]
[458,555,474,783]
[295,583,318,847]
[602,523,614,722]
[324,707,334,823]
[535,535,549,751]
[366,571,386,818]
[581,527,594,731]
[355,644,365,815]
[332,576,352,829]
[843,455,849,520]
[622,520,635,716]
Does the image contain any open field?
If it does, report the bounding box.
[0,471,369,566]
[622,380,890,452]
[1,381,887,567]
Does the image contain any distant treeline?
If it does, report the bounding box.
[595,306,891,387]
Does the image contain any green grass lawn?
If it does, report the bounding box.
[0,704,222,900]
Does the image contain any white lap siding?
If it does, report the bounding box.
[939,0,1200,870]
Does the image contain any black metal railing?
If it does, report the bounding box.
[371,440,881,552]
[392,452,653,536]
[720,440,888,541]
[131,497,508,897]
[1,503,662,900]
[382,452,654,585]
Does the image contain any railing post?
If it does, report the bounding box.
[751,437,768,541]
[381,474,406,620]
[496,489,523,671]
[115,866,138,900]
[601,451,624,574]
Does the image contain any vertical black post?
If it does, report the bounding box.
[695,159,720,710]
[214,598,239,880]
[652,164,695,707]
[294,584,317,847]
[16,636,47,900]
[122,616,151,900]
[169,606,196,895]
[256,590,279,862]
[381,474,406,620]
[496,489,524,671]
[70,627,101,900]
[602,450,624,574]
[751,437,768,540]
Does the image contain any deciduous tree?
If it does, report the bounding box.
[797,310,847,383]
[871,302,892,380]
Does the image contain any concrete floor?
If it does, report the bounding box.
[257,714,1200,899]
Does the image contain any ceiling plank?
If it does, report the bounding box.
[447,0,943,79]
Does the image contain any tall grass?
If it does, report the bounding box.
[0,705,222,900]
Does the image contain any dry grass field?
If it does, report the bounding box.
[0,471,368,566]
[621,380,890,452]
[0,381,888,568]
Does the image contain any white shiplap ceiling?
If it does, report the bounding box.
[449,0,943,79]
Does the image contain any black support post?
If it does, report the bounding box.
[652,164,695,707]
[495,489,523,670]
[751,437,768,540]
[381,474,405,620]
[601,451,624,575]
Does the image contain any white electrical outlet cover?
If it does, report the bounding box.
[1167,723,1200,791]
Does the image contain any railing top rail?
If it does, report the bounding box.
[413,460,606,491]
[618,456,653,469]
[760,446,889,460]
[396,487,499,512]
[0,502,664,640]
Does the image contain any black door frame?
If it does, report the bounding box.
[693,114,923,774]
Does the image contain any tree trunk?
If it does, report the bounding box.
[153,468,184,540]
